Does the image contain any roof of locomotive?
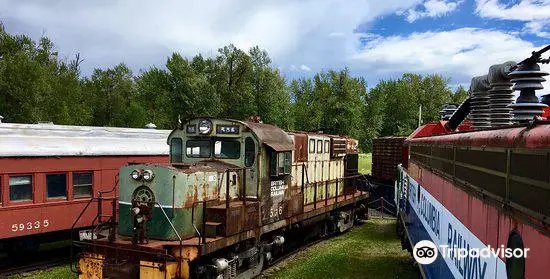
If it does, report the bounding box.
[174,117,295,152]
[406,120,550,149]
[0,122,171,157]
[242,121,294,151]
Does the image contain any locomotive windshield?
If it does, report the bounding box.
[213,140,240,159]
[185,140,211,158]
[181,138,241,160]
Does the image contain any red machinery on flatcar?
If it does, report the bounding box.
[0,122,170,251]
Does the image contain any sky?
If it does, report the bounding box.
[1,0,549,89]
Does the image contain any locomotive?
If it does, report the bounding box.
[76,117,368,279]
[396,45,550,278]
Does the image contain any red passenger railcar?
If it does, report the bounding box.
[0,122,170,251]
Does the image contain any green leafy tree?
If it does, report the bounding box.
[85,63,146,127]
[165,53,220,122]
[249,46,291,128]
[452,85,468,104]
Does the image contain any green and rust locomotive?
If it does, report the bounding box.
[76,117,368,279]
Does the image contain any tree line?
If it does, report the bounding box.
[0,24,467,152]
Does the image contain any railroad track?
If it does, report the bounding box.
[0,246,72,277]
[262,220,367,276]
[266,236,326,269]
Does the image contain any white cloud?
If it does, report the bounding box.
[476,0,550,21]
[0,0,547,88]
[0,0,421,75]
[289,64,312,72]
[475,0,550,38]
[351,28,550,83]
[299,65,312,71]
[401,0,463,22]
[524,20,550,38]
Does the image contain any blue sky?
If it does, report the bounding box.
[1,0,549,89]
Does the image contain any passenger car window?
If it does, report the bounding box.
[309,139,315,153]
[317,140,322,154]
[73,172,93,199]
[47,173,67,199]
[170,138,183,163]
[214,140,240,159]
[245,137,256,167]
[9,175,32,202]
[324,141,330,153]
[186,140,211,158]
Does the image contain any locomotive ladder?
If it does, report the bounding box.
[70,174,119,273]
[191,167,260,245]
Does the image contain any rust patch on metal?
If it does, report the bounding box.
[289,132,308,162]
[202,183,209,201]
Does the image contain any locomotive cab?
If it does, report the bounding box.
[117,118,295,242]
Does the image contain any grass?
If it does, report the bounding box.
[7,264,75,279]
[263,218,418,279]
[358,153,372,174]
[4,240,76,279]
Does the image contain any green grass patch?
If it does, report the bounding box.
[358,153,372,174]
[265,218,418,279]
[7,264,75,279]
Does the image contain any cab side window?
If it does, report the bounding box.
[170,138,183,163]
[270,151,291,176]
[244,137,256,167]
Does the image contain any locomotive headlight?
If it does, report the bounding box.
[198,119,212,135]
[142,170,154,181]
[131,169,142,180]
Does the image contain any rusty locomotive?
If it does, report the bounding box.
[75,117,369,279]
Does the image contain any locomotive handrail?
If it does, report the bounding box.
[300,174,366,207]
[191,199,209,245]
[69,194,118,274]
[154,201,183,259]
[70,176,119,274]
